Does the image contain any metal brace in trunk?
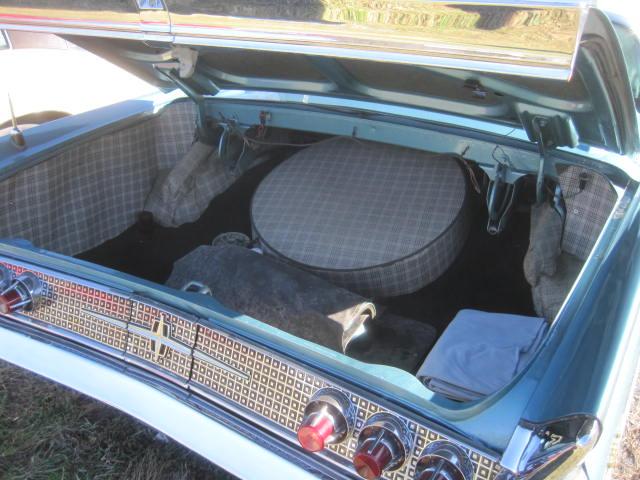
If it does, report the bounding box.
[485,162,520,235]
[484,111,576,234]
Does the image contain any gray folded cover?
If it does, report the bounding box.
[167,244,375,352]
[417,310,547,402]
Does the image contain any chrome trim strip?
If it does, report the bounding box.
[82,308,128,330]
[0,22,147,41]
[171,35,573,81]
[127,322,192,356]
[8,311,128,360]
[498,417,601,479]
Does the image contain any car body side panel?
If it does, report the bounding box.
[0,91,184,180]
[520,184,640,422]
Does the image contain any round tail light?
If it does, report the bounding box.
[354,442,394,479]
[353,413,412,479]
[297,413,335,452]
[0,271,43,314]
[296,388,354,453]
[415,441,473,480]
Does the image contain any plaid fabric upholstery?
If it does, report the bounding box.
[531,253,583,320]
[525,166,617,319]
[153,101,197,169]
[0,101,197,256]
[559,165,617,261]
[252,137,469,297]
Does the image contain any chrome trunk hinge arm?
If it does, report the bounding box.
[532,116,551,205]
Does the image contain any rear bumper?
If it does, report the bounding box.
[0,321,323,480]
[0,248,503,480]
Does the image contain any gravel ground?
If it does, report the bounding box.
[612,377,640,480]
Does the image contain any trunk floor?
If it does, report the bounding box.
[79,160,534,370]
[78,155,285,283]
[382,199,535,336]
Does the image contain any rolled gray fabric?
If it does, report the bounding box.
[417,310,547,402]
[144,141,234,227]
[167,244,375,352]
[523,202,563,286]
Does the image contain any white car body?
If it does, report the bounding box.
[0,30,155,126]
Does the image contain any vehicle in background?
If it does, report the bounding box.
[0,29,155,131]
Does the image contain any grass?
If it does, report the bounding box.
[1,359,639,479]
[0,361,231,480]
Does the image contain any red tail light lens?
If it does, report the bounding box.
[297,414,335,452]
[296,388,353,453]
[0,288,23,314]
[354,443,393,480]
[0,272,43,315]
[353,413,411,479]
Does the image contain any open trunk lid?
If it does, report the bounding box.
[0,1,637,155]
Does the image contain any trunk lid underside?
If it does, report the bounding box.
[0,1,637,155]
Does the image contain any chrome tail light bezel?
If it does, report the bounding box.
[499,415,601,480]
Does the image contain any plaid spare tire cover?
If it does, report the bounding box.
[251,137,469,297]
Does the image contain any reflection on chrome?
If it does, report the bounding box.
[0,1,587,79]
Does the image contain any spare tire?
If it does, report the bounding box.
[251,137,469,297]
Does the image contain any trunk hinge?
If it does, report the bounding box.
[532,116,552,206]
[531,116,569,225]
[529,116,568,225]
[485,158,521,235]
[518,108,578,204]
[154,50,221,146]
[159,68,217,144]
[123,46,219,144]
[484,110,572,235]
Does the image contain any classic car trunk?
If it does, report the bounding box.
[0,4,638,478]
[76,155,535,372]
[0,99,620,380]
